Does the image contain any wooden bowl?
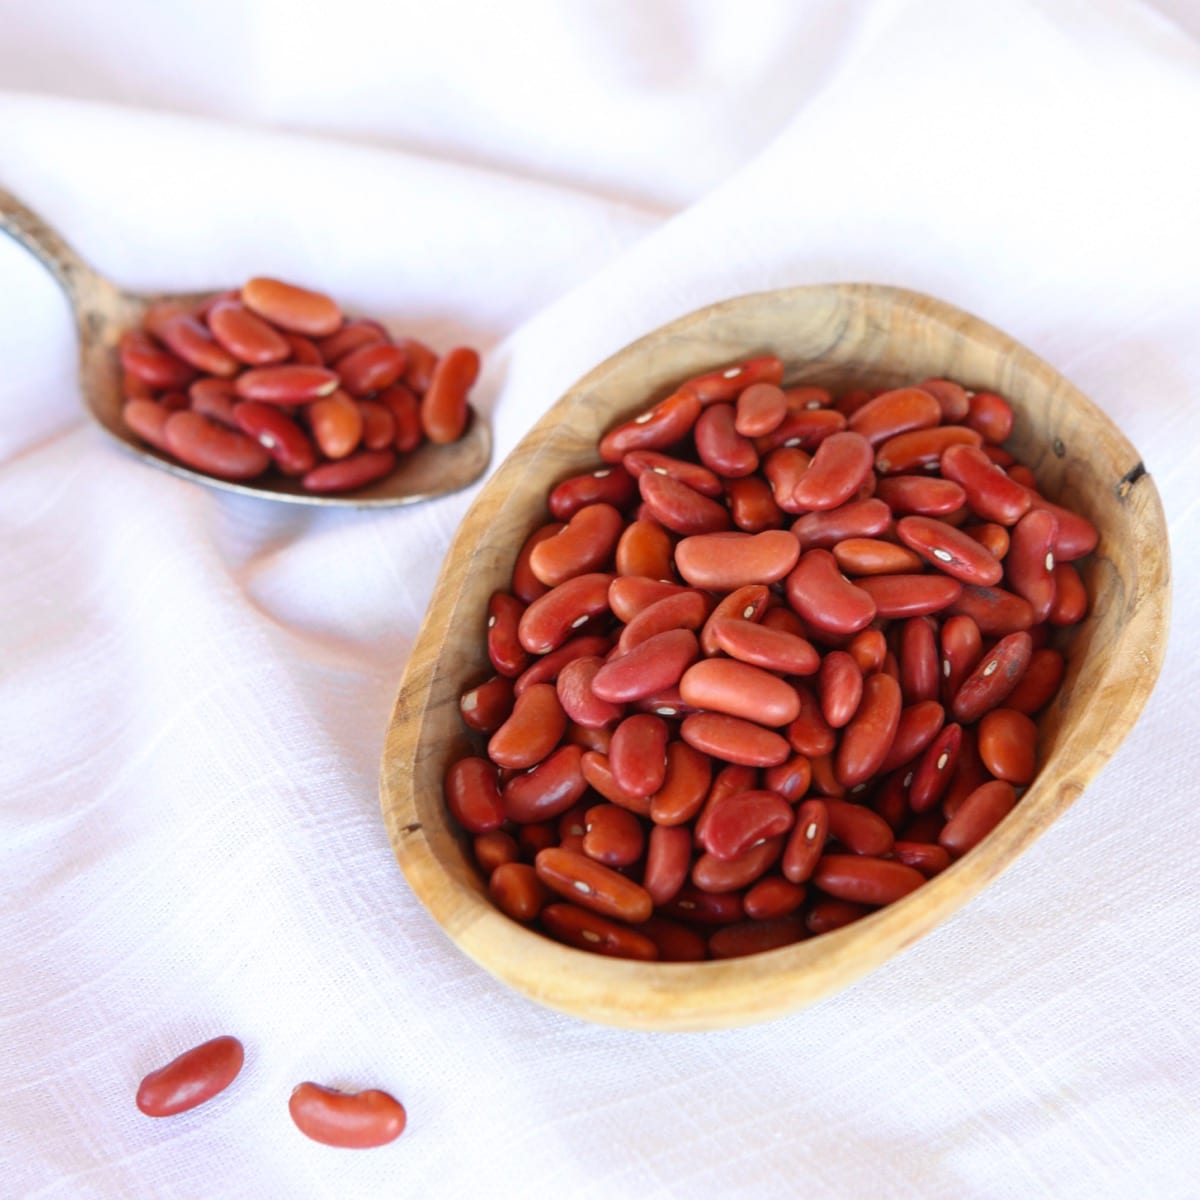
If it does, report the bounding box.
[380,284,1169,1031]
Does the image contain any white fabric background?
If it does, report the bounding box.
[2,1,1198,1196]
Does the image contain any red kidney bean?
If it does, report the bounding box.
[163,411,271,480]
[637,469,731,535]
[891,841,951,877]
[474,829,520,875]
[623,450,723,498]
[518,573,613,655]
[648,741,712,826]
[444,756,505,833]
[284,333,324,366]
[376,383,423,453]
[617,591,712,654]
[663,884,745,925]
[1028,496,1098,561]
[805,897,870,935]
[819,651,863,730]
[939,614,983,705]
[679,659,800,727]
[315,319,387,365]
[757,407,846,453]
[693,836,783,893]
[940,444,1032,525]
[233,400,317,475]
[500,746,589,828]
[984,445,1017,467]
[736,382,788,436]
[875,425,984,474]
[847,628,888,675]
[896,515,1003,586]
[781,798,828,883]
[708,916,806,959]
[823,798,895,856]
[120,330,197,390]
[486,592,530,678]
[963,522,1010,561]
[556,656,623,728]
[583,803,645,867]
[609,713,670,797]
[242,277,342,337]
[357,398,397,451]
[512,523,563,604]
[566,721,612,754]
[743,876,807,920]
[307,390,363,459]
[122,370,157,402]
[123,400,173,453]
[136,1036,244,1117]
[541,903,659,959]
[591,628,698,704]
[899,617,940,703]
[832,538,924,576]
[641,825,695,907]
[939,780,1017,857]
[490,862,550,922]
[422,347,479,444]
[707,618,819,677]
[788,431,874,511]
[528,503,624,588]
[599,390,703,462]
[871,768,910,831]
[787,384,835,413]
[1004,508,1058,622]
[941,726,990,819]
[1005,648,1066,715]
[146,303,241,377]
[949,585,1034,637]
[300,448,396,493]
[610,574,691,624]
[978,707,1038,783]
[786,550,877,636]
[917,378,971,422]
[792,498,892,549]
[514,634,613,695]
[681,712,790,767]
[951,631,1034,722]
[857,574,962,619]
[835,673,902,788]
[1049,563,1088,624]
[459,675,515,734]
[549,464,638,521]
[337,343,408,397]
[535,847,653,923]
[727,474,786,531]
[785,682,837,757]
[966,391,1014,443]
[848,386,942,446]
[288,1082,406,1149]
[812,854,925,905]
[878,700,945,773]
[614,518,675,580]
[699,584,771,655]
[681,355,784,404]
[907,721,962,812]
[694,402,759,477]
[394,336,439,393]
[488,683,566,770]
[762,446,813,512]
[581,750,651,815]
[763,754,812,802]
[697,790,795,861]
[675,529,800,591]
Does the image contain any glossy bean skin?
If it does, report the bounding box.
[583,803,646,866]
[556,656,624,727]
[694,403,759,477]
[662,884,744,926]
[834,673,902,788]
[891,841,952,877]
[488,683,567,769]
[848,387,942,446]
[785,683,837,757]
[146,303,241,377]
[873,475,966,517]
[529,503,625,587]
[394,336,439,393]
[811,854,925,905]
[242,277,342,336]
[234,400,317,475]
[337,343,408,397]
[708,916,806,959]
[951,631,1034,723]
[763,753,812,802]
[540,903,659,960]
[874,425,983,474]
[617,590,711,653]
[120,330,197,390]
[444,756,505,833]
[806,898,870,935]
[503,745,589,824]
[422,347,479,444]
[964,522,1010,561]
[164,411,271,480]
[699,585,771,655]
[899,617,940,703]
[284,333,324,366]
[514,634,613,695]
[1049,563,1088,625]
[857,574,963,619]
[609,713,670,797]
[288,1083,406,1149]
[580,751,652,815]
[473,830,520,876]
[624,450,723,498]
[907,722,962,813]
[599,390,702,462]
[642,824,695,906]
[697,790,795,861]
[896,516,1003,586]
[823,798,895,856]
[675,530,800,591]
[204,298,292,365]
[781,798,829,883]
[736,382,788,436]
[978,707,1038,783]
[535,847,653,922]
[512,524,563,604]
[789,431,874,511]
[1028,496,1098,561]
[949,587,1034,641]
[756,407,846,454]
[832,538,924,576]
[792,498,891,549]
[518,573,613,654]
[918,378,971,422]
[966,391,1014,443]
[377,383,424,453]
[727,475,786,531]
[308,390,364,459]
[878,700,945,773]
[939,780,1017,858]
[649,741,713,826]
[679,659,800,727]
[762,447,813,512]
[549,465,638,521]
[136,1036,244,1117]
[234,364,340,404]
[300,449,396,493]
[819,651,863,730]
[708,618,819,676]
[615,518,675,581]
[490,862,550,922]
[358,398,397,451]
[1005,508,1058,622]
[940,444,1032,525]
[638,470,731,535]
[315,319,387,365]
[680,712,791,767]
[1005,648,1066,714]
[681,355,784,404]
[459,675,515,734]
[487,592,530,678]
[692,836,783,893]
[743,876,808,920]
[591,628,699,704]
[123,400,173,453]
[785,550,877,636]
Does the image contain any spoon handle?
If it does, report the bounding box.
[0,186,105,305]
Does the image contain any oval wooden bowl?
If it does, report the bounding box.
[380,284,1170,1031]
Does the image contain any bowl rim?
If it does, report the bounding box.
[380,282,1171,1031]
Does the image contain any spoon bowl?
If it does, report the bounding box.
[0,188,491,506]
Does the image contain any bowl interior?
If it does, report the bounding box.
[380,283,1169,1030]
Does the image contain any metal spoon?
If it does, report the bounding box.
[0,187,491,506]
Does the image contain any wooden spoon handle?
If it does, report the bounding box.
[0,186,104,304]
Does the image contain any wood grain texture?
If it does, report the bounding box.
[380,283,1170,1031]
[0,187,490,507]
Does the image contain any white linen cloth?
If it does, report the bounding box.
[2,2,1198,1196]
